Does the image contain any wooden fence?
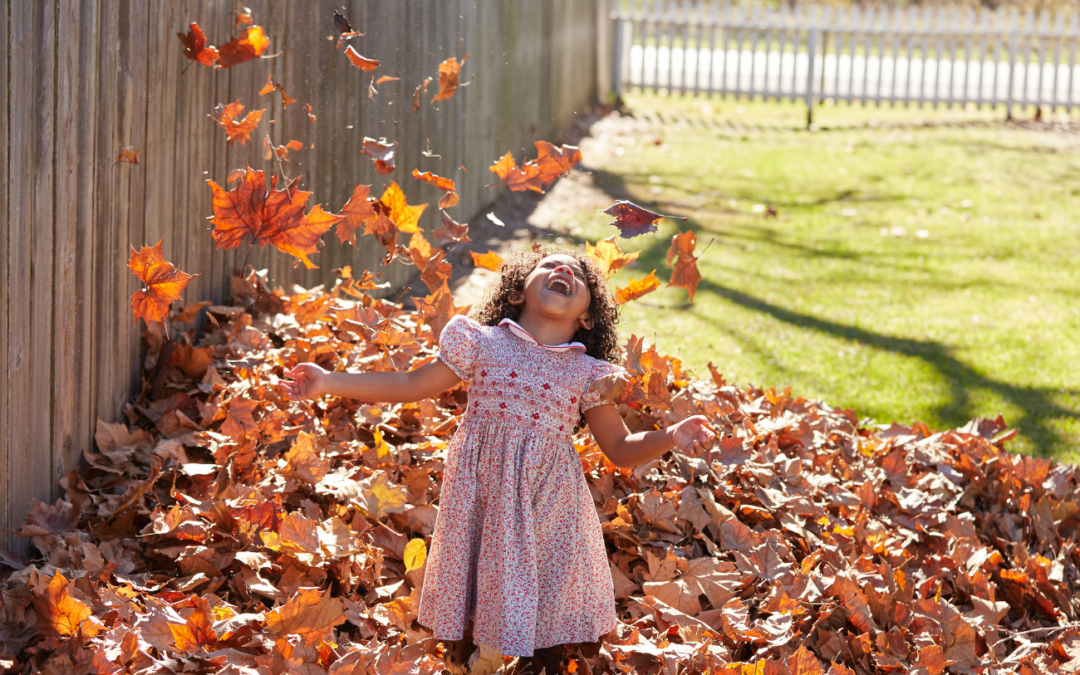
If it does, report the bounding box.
[0,0,606,552]
[612,1,1080,124]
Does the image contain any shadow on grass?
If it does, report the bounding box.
[587,164,1080,457]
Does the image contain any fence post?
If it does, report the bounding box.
[806,25,818,127]
[612,5,624,98]
[1006,10,1018,120]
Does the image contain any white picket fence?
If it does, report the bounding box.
[610,1,1080,123]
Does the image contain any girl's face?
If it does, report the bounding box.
[517,254,593,326]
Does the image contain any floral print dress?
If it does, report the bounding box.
[416,315,621,657]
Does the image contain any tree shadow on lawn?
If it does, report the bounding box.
[688,277,1080,457]
[587,165,1080,457]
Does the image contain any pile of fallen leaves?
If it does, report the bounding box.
[2,269,1080,675]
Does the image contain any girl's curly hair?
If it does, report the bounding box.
[473,245,621,365]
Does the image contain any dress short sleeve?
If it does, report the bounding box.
[580,360,626,413]
[438,315,482,381]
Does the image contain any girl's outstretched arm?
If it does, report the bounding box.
[584,404,716,468]
[280,360,462,403]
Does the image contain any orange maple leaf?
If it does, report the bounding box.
[379,181,426,233]
[470,249,504,273]
[115,146,143,165]
[216,25,270,69]
[129,241,196,327]
[375,75,399,84]
[345,45,379,71]
[533,141,582,187]
[207,166,343,269]
[411,169,455,192]
[615,270,661,304]
[489,152,543,193]
[586,236,640,278]
[211,100,264,146]
[170,600,217,652]
[362,137,396,174]
[666,229,702,301]
[265,587,346,645]
[431,55,468,103]
[337,184,378,246]
[177,22,218,67]
[414,281,468,339]
[34,571,94,637]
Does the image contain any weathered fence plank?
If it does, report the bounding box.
[0,0,602,552]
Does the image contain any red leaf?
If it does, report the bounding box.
[210,100,264,146]
[666,229,702,301]
[345,45,380,71]
[207,166,343,269]
[604,200,687,239]
[216,25,270,69]
[177,23,218,67]
[129,241,196,326]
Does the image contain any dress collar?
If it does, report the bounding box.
[498,318,587,353]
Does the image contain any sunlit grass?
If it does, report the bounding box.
[560,94,1080,459]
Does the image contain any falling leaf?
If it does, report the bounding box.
[177,23,219,67]
[234,8,253,29]
[411,169,455,192]
[615,270,661,304]
[486,212,505,227]
[305,103,316,122]
[216,25,270,69]
[431,55,468,104]
[375,75,400,84]
[413,77,432,113]
[210,100,264,146]
[604,200,687,239]
[379,181,426,233]
[362,137,396,174]
[533,141,583,187]
[265,587,346,645]
[207,166,343,269]
[368,75,378,99]
[345,45,380,72]
[586,236,640,277]
[666,230,702,301]
[332,11,353,35]
[470,250,504,272]
[489,151,542,193]
[337,184,378,246]
[116,146,143,165]
[258,74,296,106]
[438,192,459,208]
[129,241,196,327]
[432,211,470,244]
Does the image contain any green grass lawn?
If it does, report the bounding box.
[560,94,1080,460]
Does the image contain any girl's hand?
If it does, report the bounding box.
[280,363,331,400]
[669,415,717,456]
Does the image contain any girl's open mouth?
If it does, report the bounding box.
[545,277,572,296]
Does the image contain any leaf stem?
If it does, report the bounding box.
[240,242,254,278]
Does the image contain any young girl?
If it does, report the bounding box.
[281,248,715,674]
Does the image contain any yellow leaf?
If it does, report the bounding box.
[360,472,408,520]
[34,571,94,637]
[404,538,427,572]
[373,427,391,458]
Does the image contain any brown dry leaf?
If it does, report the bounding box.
[432,211,470,244]
[666,229,702,301]
[361,137,396,175]
[177,23,219,67]
[264,587,346,645]
[116,146,143,165]
[129,240,196,327]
